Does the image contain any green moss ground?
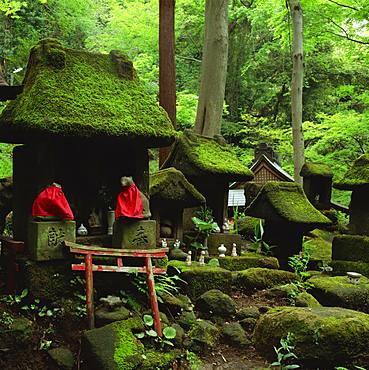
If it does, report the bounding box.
[334,154,369,190]
[0,39,176,146]
[330,260,369,278]
[245,181,331,226]
[217,253,279,271]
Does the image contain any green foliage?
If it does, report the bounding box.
[0,287,28,305]
[186,350,202,370]
[136,314,177,348]
[249,219,274,256]
[272,332,300,369]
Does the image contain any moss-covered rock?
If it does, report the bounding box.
[233,268,296,292]
[187,319,220,352]
[82,317,145,370]
[334,154,369,190]
[245,181,331,226]
[162,130,253,180]
[237,216,261,238]
[309,275,369,313]
[140,350,181,370]
[236,306,261,320]
[239,318,258,332]
[196,289,236,318]
[95,306,131,327]
[23,260,74,302]
[48,347,75,370]
[295,291,321,308]
[332,234,369,262]
[177,310,197,330]
[222,322,250,347]
[330,260,369,278]
[300,162,333,178]
[159,293,192,315]
[0,39,176,146]
[150,167,205,207]
[254,306,369,367]
[218,253,279,271]
[168,260,232,299]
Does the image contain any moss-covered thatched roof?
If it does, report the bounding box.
[245,181,331,227]
[300,162,333,178]
[0,39,176,147]
[150,167,205,207]
[334,154,369,191]
[162,130,254,181]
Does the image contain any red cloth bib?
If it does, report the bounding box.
[32,185,74,220]
[115,184,143,219]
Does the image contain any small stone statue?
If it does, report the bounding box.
[231,243,238,257]
[223,218,230,233]
[186,251,192,266]
[199,250,206,266]
[161,238,167,248]
[173,239,181,249]
[77,223,88,236]
[218,244,227,258]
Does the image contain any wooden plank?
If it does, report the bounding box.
[66,241,168,256]
[71,263,166,275]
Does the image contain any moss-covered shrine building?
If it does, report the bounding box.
[0,39,176,243]
[162,130,253,229]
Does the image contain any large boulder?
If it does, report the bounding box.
[196,289,236,318]
[82,318,144,370]
[309,275,369,313]
[254,306,369,368]
[233,268,296,292]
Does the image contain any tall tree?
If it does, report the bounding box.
[194,0,229,137]
[159,0,176,166]
[289,0,305,183]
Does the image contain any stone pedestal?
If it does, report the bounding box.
[28,220,76,261]
[112,219,156,249]
[207,233,242,256]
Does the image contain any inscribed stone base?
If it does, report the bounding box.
[112,219,156,249]
[28,220,76,261]
[207,233,242,256]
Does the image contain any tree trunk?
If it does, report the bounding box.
[289,0,305,183]
[194,0,229,137]
[159,0,176,167]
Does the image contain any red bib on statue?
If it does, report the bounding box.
[115,184,143,219]
[32,185,74,220]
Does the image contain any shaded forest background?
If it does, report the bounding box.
[0,0,368,205]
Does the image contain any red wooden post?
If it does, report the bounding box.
[145,256,162,336]
[85,253,95,329]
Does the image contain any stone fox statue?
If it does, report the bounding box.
[115,176,151,220]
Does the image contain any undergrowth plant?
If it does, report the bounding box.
[135,314,177,348]
[287,248,314,304]
[249,219,274,255]
[271,332,300,369]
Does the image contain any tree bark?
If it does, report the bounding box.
[159,0,176,167]
[289,0,305,183]
[194,0,229,137]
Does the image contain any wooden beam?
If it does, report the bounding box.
[159,0,176,166]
